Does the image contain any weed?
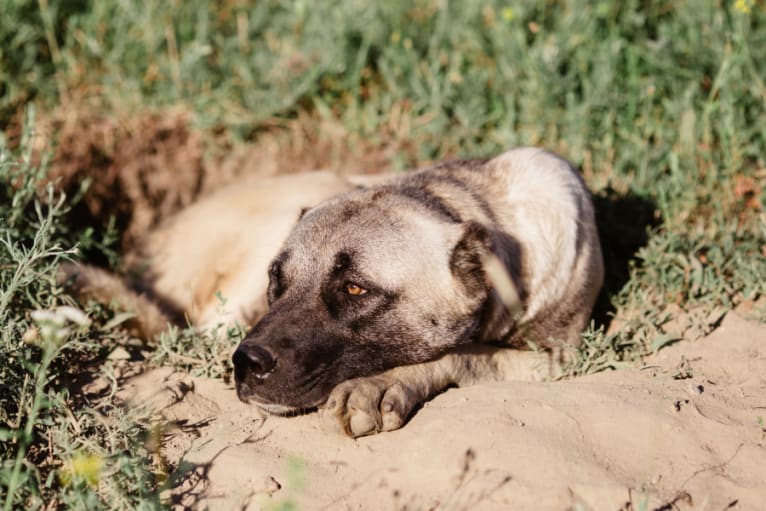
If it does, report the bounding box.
[150,322,246,380]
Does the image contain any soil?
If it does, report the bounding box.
[118,310,766,510]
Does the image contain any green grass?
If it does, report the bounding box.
[150,322,246,380]
[1,0,765,508]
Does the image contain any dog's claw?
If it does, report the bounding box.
[320,376,420,437]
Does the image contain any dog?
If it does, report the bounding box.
[62,147,603,438]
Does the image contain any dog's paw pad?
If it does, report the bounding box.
[321,377,420,438]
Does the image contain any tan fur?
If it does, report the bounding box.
[62,171,362,337]
[131,170,366,330]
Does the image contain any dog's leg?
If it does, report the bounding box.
[320,345,557,437]
[57,262,174,341]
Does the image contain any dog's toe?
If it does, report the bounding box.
[347,411,377,437]
[380,382,415,432]
[345,380,384,436]
[320,379,378,436]
[320,382,353,435]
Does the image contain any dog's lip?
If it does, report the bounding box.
[238,388,324,415]
[253,402,302,415]
[252,398,325,416]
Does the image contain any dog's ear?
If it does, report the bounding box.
[450,222,524,342]
[297,207,311,221]
[449,221,493,295]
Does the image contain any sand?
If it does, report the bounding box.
[121,311,766,510]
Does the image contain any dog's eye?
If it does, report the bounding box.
[345,282,367,296]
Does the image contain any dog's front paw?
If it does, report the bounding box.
[320,375,423,437]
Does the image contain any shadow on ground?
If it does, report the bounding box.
[591,187,660,330]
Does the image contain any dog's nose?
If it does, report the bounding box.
[233,345,276,381]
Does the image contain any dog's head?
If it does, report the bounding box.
[232,184,521,413]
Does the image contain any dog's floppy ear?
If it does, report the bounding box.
[450,222,524,342]
[449,221,493,295]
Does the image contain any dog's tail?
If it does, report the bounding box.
[57,262,174,341]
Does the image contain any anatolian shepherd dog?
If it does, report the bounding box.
[62,147,603,437]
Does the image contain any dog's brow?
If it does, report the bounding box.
[333,251,353,272]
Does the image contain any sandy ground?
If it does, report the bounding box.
[121,310,766,510]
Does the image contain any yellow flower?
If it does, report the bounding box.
[60,453,104,487]
[501,7,515,21]
[734,0,754,14]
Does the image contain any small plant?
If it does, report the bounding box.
[150,322,246,380]
[265,457,307,511]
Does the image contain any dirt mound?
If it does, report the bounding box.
[39,106,399,253]
[43,109,205,251]
[122,311,766,510]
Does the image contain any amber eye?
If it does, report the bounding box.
[345,283,368,296]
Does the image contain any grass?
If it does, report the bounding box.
[150,322,246,380]
[1,0,765,508]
